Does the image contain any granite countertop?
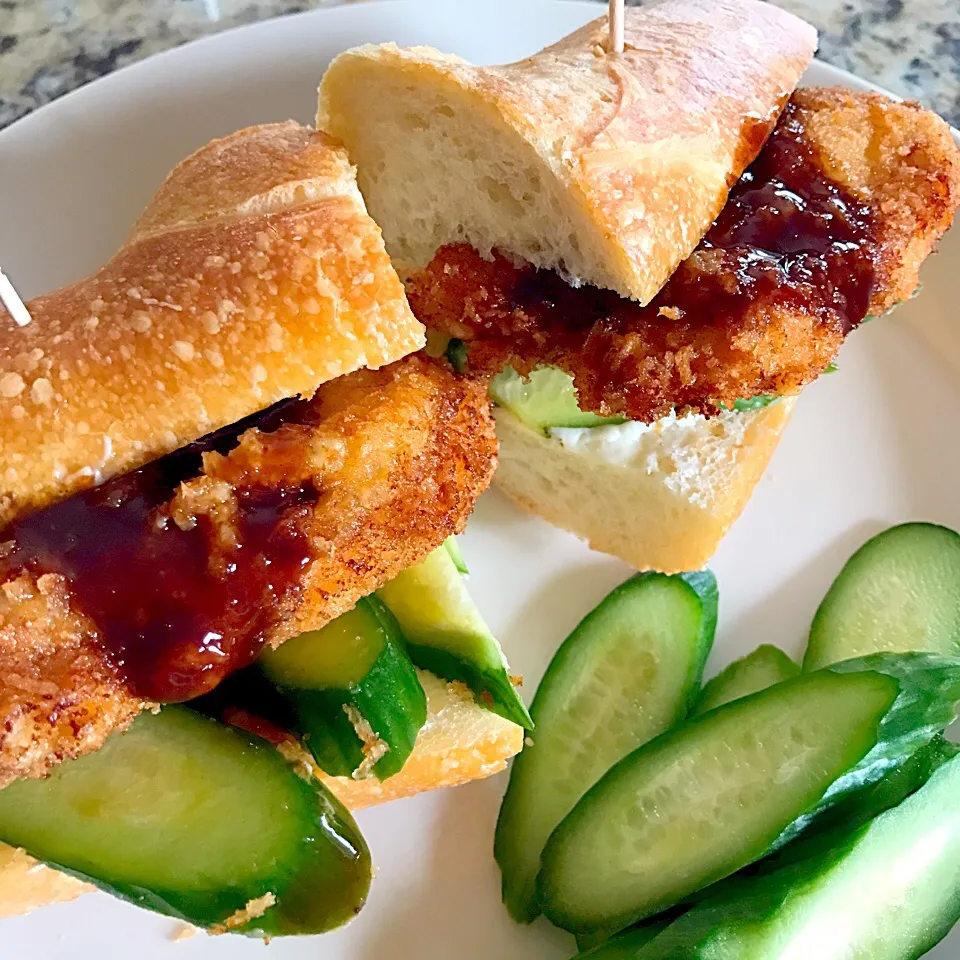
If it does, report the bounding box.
[0,0,958,131]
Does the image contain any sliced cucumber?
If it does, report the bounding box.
[444,535,469,575]
[538,653,960,935]
[377,545,532,729]
[628,748,960,960]
[260,596,426,780]
[489,365,627,432]
[804,522,960,671]
[495,572,717,924]
[0,707,370,935]
[693,645,799,715]
[576,738,958,958]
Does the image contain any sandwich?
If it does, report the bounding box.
[0,122,525,933]
[319,0,960,573]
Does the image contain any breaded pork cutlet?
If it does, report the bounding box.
[408,89,960,423]
[0,355,496,788]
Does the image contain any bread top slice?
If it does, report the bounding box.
[0,122,424,528]
[318,0,816,300]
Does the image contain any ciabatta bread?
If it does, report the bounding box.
[318,0,816,298]
[493,401,795,574]
[0,122,424,528]
[0,669,523,919]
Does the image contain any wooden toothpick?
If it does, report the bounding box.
[0,268,31,327]
[608,0,625,53]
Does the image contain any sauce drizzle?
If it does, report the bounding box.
[0,400,317,703]
[407,97,880,420]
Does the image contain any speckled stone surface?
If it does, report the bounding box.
[0,0,958,131]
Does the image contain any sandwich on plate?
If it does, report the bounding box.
[320,0,960,573]
[0,122,527,933]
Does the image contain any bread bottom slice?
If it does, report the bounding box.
[0,669,522,919]
[493,400,795,574]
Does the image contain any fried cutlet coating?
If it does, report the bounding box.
[407,89,960,423]
[0,355,496,787]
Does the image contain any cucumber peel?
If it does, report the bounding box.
[496,571,717,924]
[539,652,960,935]
[260,596,426,780]
[0,707,371,935]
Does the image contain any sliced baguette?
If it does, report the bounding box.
[0,669,522,918]
[493,400,795,574]
[318,0,816,300]
[0,122,424,528]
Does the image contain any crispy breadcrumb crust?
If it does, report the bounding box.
[795,88,960,312]
[0,356,496,788]
[407,89,960,423]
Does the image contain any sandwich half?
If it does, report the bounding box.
[320,0,960,572]
[0,122,523,931]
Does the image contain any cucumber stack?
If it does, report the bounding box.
[495,522,960,960]
[0,536,527,937]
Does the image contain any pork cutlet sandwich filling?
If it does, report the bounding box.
[320,0,960,573]
[0,122,525,934]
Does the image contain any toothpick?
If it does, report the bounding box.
[0,268,31,327]
[608,0,625,53]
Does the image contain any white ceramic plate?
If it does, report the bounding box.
[2,1,959,956]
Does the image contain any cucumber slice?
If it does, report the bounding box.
[444,535,469,575]
[260,596,426,780]
[692,645,799,715]
[538,653,960,935]
[629,748,960,960]
[0,707,370,935]
[377,545,532,729]
[804,522,960,671]
[495,571,717,923]
[489,365,627,432]
[577,738,958,958]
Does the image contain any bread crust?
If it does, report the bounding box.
[319,0,816,300]
[0,122,424,528]
[0,670,522,921]
[493,400,794,573]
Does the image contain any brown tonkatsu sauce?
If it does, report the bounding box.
[0,399,317,703]
[408,97,881,420]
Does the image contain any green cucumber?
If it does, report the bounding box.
[489,365,627,432]
[538,653,960,935]
[623,747,960,960]
[804,522,960,671]
[377,545,532,729]
[444,535,469,575]
[693,645,799,715]
[0,707,370,935]
[259,596,426,780]
[495,572,717,924]
[576,738,958,958]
